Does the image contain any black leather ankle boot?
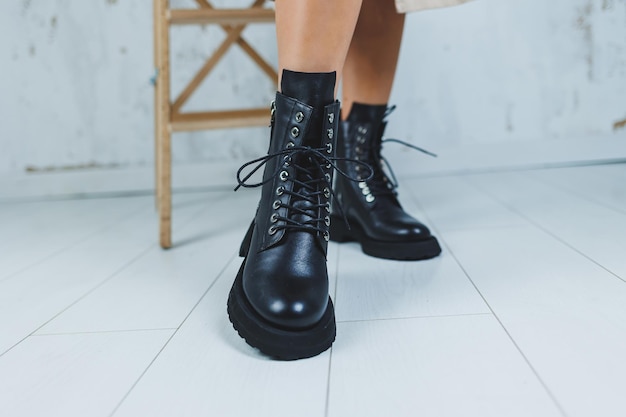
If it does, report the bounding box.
[330,102,442,260]
[227,72,340,360]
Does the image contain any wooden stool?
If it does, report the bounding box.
[153,0,277,248]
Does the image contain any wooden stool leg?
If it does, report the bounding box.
[158,129,172,249]
[153,0,162,210]
[156,0,172,249]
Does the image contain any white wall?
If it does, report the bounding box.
[391,0,626,147]
[1,0,625,192]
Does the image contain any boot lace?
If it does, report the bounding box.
[235,145,372,236]
[365,105,437,198]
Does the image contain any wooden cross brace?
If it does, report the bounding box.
[154,0,277,248]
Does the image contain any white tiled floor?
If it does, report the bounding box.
[1,164,625,417]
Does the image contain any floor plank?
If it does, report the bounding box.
[469,171,626,281]
[328,315,562,417]
[0,196,147,281]
[335,243,489,322]
[441,225,626,417]
[404,176,527,232]
[0,194,207,355]
[0,330,173,417]
[36,190,259,334]
[528,164,626,215]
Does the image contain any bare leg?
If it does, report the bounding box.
[275,0,363,93]
[342,0,405,117]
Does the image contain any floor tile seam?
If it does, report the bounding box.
[325,244,342,417]
[466,176,626,284]
[404,181,569,417]
[324,337,334,417]
[0,198,153,285]
[525,170,626,217]
[336,312,493,325]
[31,328,179,337]
[107,252,239,417]
[0,243,156,358]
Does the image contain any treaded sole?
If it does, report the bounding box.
[227,261,336,361]
[329,215,442,261]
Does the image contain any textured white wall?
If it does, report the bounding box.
[1,0,277,177]
[1,0,625,179]
[390,0,626,147]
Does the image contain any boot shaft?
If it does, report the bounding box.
[255,92,340,251]
[339,103,388,167]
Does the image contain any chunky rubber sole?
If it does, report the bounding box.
[329,215,442,261]
[227,261,336,361]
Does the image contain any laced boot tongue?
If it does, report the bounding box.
[345,102,388,169]
[288,154,326,237]
[344,103,393,199]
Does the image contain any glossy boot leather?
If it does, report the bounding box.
[330,103,442,260]
[227,80,340,360]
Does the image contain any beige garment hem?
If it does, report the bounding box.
[395,0,474,13]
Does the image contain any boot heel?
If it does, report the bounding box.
[329,215,355,242]
[239,221,254,257]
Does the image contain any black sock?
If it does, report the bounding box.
[280,70,336,109]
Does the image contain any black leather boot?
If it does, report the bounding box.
[330,102,441,260]
[227,72,340,360]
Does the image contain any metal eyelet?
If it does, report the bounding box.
[295,111,304,123]
[323,231,330,241]
[358,182,367,189]
[358,126,368,134]
[324,215,331,226]
[286,141,295,148]
[365,194,375,203]
[327,129,333,140]
[276,186,285,196]
[326,162,331,169]
[328,113,334,123]
[280,170,289,181]
[325,202,331,212]
[326,143,332,154]
[268,225,278,235]
[325,173,331,183]
[323,187,330,198]
[273,200,281,210]
[270,213,279,223]
[355,166,361,172]
[362,187,371,196]
[283,155,291,167]
[291,126,300,138]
